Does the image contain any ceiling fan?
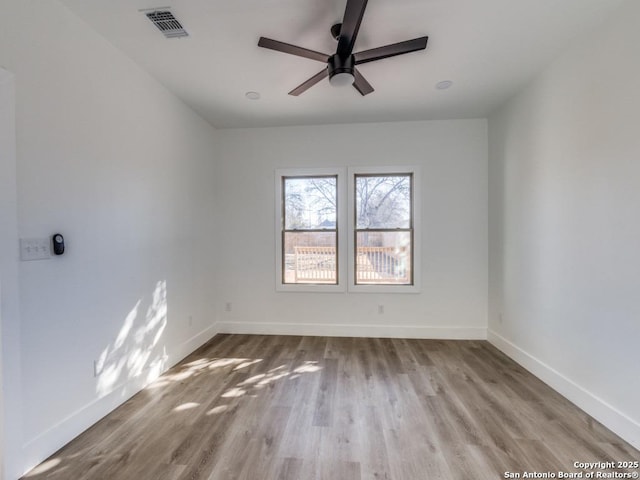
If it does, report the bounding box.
[258,0,428,96]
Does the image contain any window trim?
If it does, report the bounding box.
[275,166,420,293]
[347,166,421,293]
[275,167,347,292]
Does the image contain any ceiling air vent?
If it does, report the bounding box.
[145,10,188,39]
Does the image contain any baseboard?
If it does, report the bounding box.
[20,323,219,476]
[216,320,487,340]
[488,330,640,451]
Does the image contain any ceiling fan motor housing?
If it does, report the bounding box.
[328,54,355,79]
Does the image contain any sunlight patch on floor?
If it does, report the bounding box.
[23,458,61,477]
[206,405,229,416]
[222,387,247,398]
[174,402,200,412]
[219,360,324,398]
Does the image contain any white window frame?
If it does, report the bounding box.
[348,166,421,293]
[275,166,420,293]
[275,167,347,292]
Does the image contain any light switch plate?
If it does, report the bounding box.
[20,237,51,261]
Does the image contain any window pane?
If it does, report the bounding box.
[355,231,411,285]
[284,177,337,230]
[283,232,337,284]
[355,175,411,229]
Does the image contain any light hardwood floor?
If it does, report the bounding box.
[22,334,639,479]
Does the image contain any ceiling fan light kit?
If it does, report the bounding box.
[258,0,428,96]
[328,54,355,87]
[329,72,355,87]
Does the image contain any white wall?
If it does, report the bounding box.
[0,1,218,477]
[488,0,640,449]
[214,120,488,339]
[0,67,19,480]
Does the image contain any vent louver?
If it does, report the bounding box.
[145,10,188,38]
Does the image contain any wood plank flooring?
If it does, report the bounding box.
[22,335,639,479]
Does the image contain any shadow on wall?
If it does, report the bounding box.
[95,280,169,398]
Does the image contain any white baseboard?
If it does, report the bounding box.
[216,320,487,340]
[20,323,219,477]
[488,330,640,451]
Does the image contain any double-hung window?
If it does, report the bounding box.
[353,173,413,286]
[276,168,345,292]
[276,166,419,292]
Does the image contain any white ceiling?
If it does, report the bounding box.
[58,0,623,128]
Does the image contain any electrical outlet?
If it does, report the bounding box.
[20,237,51,261]
[378,305,384,314]
[225,302,232,312]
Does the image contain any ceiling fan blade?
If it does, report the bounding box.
[354,36,428,65]
[352,68,374,96]
[288,68,330,96]
[258,37,329,63]
[336,0,368,58]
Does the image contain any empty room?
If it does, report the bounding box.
[0,0,639,478]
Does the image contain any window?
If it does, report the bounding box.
[354,173,413,285]
[276,167,419,292]
[282,175,338,284]
[275,168,346,292]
